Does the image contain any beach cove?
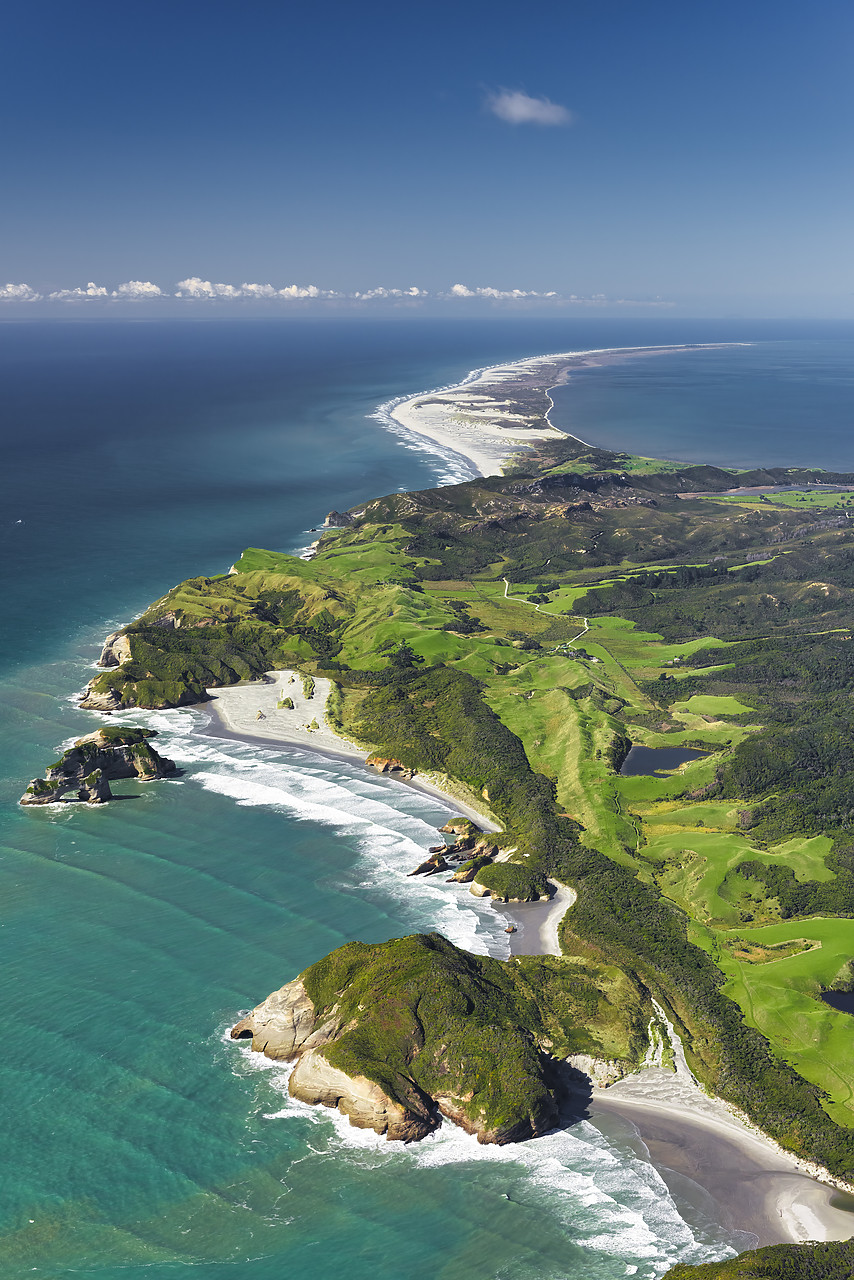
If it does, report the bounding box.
[200,663,854,1251]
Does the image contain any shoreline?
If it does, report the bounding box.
[379,343,739,478]
[199,669,500,833]
[195,676,854,1246]
[592,1069,854,1247]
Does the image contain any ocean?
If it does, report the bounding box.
[2,316,852,1279]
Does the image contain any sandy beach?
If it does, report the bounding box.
[385,344,733,477]
[202,669,498,831]
[499,880,577,956]
[593,1064,854,1246]
[387,352,576,476]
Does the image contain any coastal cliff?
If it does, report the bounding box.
[21,727,176,805]
[231,933,646,1144]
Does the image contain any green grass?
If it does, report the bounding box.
[711,489,854,511]
[672,694,753,716]
[711,917,854,1124]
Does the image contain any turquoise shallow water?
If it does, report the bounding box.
[4,318,852,1278]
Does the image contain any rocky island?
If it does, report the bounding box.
[21,726,176,805]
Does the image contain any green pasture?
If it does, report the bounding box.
[672,694,753,716]
[712,917,854,1124]
[712,490,854,511]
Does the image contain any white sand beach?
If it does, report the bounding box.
[388,356,572,476]
[385,345,734,477]
[204,668,365,760]
[202,669,498,832]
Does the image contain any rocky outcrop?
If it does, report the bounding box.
[440,817,482,837]
[323,509,362,528]
[20,727,176,806]
[408,853,449,876]
[230,934,571,1146]
[79,685,127,712]
[565,1053,629,1088]
[231,976,438,1141]
[366,755,415,779]
[97,630,133,668]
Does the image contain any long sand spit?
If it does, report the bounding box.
[385,344,740,477]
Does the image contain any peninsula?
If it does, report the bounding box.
[68,348,854,1270]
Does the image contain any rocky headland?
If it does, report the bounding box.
[230,932,646,1144]
[21,727,177,805]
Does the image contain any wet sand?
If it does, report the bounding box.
[499,881,577,956]
[593,1068,854,1246]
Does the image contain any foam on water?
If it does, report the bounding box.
[226,1039,736,1279]
[124,706,511,957]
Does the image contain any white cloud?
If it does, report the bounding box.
[277,283,333,298]
[351,285,425,299]
[48,281,110,300]
[112,280,163,298]
[486,89,573,127]
[447,284,558,299]
[174,278,338,299]
[0,282,42,301]
[174,277,240,298]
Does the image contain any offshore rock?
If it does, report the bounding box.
[21,727,176,806]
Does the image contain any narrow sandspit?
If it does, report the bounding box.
[385,344,736,478]
[593,1067,854,1247]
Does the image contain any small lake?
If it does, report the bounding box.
[620,745,708,777]
[821,989,854,1016]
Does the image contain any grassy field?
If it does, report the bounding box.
[711,917,854,1125]
[711,489,854,511]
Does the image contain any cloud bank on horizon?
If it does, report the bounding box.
[485,89,574,127]
[0,278,672,308]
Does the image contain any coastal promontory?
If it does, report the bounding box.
[231,932,647,1143]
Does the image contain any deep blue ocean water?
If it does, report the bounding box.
[2,317,852,1279]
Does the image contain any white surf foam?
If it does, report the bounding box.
[226,1037,736,1278]
[121,707,511,957]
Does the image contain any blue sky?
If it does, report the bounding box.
[3,0,853,314]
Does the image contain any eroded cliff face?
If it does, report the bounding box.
[230,978,439,1142]
[21,728,176,805]
[227,935,602,1147]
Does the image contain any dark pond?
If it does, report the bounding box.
[821,989,854,1015]
[620,745,708,777]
